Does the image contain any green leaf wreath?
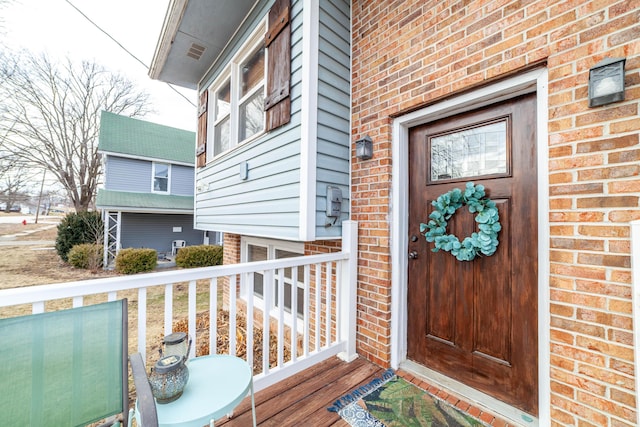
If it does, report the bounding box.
[419,182,501,262]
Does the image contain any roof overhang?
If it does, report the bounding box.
[149,0,258,89]
[98,206,194,215]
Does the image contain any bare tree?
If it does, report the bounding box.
[0,50,151,211]
[0,167,32,212]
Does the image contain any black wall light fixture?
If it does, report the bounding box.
[355,135,373,160]
[588,57,626,108]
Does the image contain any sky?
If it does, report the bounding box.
[1,0,197,132]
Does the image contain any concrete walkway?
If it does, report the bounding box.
[0,223,57,246]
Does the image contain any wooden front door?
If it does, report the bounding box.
[407,94,538,415]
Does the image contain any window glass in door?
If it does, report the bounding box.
[429,119,508,182]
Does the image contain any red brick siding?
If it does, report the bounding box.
[351,0,639,425]
[222,233,241,310]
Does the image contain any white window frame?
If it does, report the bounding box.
[240,236,304,327]
[209,69,232,158]
[151,162,171,193]
[206,19,267,161]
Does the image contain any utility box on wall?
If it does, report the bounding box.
[326,186,342,217]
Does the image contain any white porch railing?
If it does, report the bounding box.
[0,221,358,393]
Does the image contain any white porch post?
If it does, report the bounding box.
[102,210,109,268]
[338,220,358,362]
[631,220,640,426]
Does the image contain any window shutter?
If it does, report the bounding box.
[196,90,208,168]
[264,0,291,131]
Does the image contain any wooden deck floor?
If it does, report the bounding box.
[216,356,517,427]
[216,356,383,427]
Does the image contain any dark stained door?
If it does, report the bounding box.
[407,94,538,415]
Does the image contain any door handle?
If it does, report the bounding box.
[408,251,418,259]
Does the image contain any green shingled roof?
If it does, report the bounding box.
[99,111,195,164]
[96,189,194,212]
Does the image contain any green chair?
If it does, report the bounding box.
[0,299,140,427]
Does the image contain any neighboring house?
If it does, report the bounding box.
[96,111,216,265]
[149,1,640,426]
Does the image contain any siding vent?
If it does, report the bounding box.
[187,43,206,60]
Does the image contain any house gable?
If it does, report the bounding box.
[97,112,196,214]
[98,111,195,165]
[151,0,352,242]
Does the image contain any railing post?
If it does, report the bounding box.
[338,220,358,362]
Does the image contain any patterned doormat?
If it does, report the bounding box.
[328,370,486,426]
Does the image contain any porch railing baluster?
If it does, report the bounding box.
[0,221,359,394]
[277,267,285,367]
[210,277,217,355]
[137,287,147,361]
[263,269,274,375]
[246,271,254,372]
[164,283,173,335]
[303,264,310,357]
[229,274,237,357]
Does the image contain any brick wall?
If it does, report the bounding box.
[351,0,639,425]
[222,232,241,310]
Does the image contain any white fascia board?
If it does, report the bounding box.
[99,151,194,168]
[96,206,193,215]
[299,0,320,241]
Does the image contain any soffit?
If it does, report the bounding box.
[150,0,257,89]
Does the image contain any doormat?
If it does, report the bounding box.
[327,370,486,426]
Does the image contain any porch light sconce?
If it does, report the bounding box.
[588,57,626,108]
[355,135,373,160]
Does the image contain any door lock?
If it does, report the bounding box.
[408,251,418,259]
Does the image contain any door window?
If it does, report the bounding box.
[429,119,509,183]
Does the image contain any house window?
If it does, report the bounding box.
[208,24,266,159]
[213,80,231,156]
[241,237,305,321]
[153,162,170,193]
[239,46,265,141]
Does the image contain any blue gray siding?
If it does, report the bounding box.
[172,165,195,196]
[315,0,351,238]
[105,157,151,192]
[196,0,304,240]
[105,156,194,197]
[120,213,203,254]
[195,0,351,241]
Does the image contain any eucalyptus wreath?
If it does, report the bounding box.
[419,182,501,262]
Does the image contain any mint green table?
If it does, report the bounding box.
[152,355,256,427]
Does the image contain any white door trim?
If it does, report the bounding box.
[390,68,550,425]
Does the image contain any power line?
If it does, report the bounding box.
[64,0,196,108]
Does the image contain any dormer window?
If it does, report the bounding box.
[153,162,170,193]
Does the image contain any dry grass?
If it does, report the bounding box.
[0,222,115,291]
[0,219,209,362]
[0,220,278,367]
[0,217,294,419]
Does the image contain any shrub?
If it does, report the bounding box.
[175,245,223,268]
[55,211,103,262]
[68,243,103,271]
[115,248,157,274]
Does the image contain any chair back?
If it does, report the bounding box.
[0,300,129,427]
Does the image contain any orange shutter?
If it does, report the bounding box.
[264,0,291,131]
[196,90,208,167]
